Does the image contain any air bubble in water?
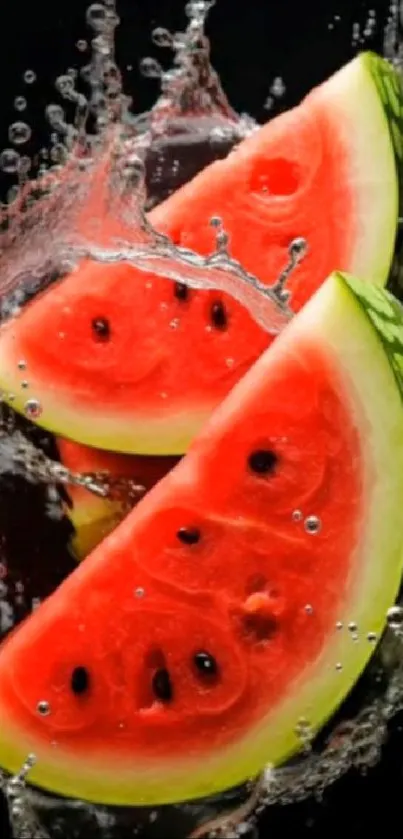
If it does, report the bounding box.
[292,510,303,522]
[304,515,321,535]
[55,74,75,97]
[23,69,36,84]
[45,103,65,128]
[14,96,27,112]
[36,700,50,716]
[0,149,20,173]
[139,57,163,78]
[270,76,286,98]
[152,27,173,48]
[8,121,31,145]
[86,3,107,31]
[295,717,313,750]
[76,38,88,51]
[24,399,42,419]
[0,601,14,633]
[387,605,403,633]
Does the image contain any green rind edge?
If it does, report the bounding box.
[338,270,403,395]
[364,52,403,297]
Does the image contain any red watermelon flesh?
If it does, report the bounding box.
[0,307,361,763]
[57,437,179,559]
[0,53,400,454]
[2,272,403,806]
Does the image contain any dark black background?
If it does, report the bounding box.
[0,0,402,836]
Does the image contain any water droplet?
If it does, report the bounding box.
[210,215,222,228]
[139,57,163,78]
[14,96,27,112]
[76,39,88,52]
[225,357,235,368]
[304,515,321,535]
[367,631,378,644]
[336,621,343,631]
[47,105,66,130]
[295,717,312,749]
[387,605,403,633]
[305,604,314,615]
[270,76,286,98]
[24,399,42,420]
[23,70,36,84]
[17,360,27,370]
[36,700,50,716]
[348,621,359,642]
[0,149,20,174]
[86,3,107,31]
[290,237,308,261]
[335,662,343,671]
[292,509,303,522]
[135,587,145,598]
[169,318,180,329]
[8,121,31,145]
[55,74,75,97]
[152,27,173,48]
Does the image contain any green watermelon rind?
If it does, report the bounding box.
[1,272,403,805]
[341,271,403,395]
[308,51,400,295]
[364,53,403,180]
[363,52,403,298]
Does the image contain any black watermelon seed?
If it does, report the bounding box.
[70,666,90,695]
[152,668,173,702]
[174,282,189,301]
[91,317,111,341]
[210,300,227,329]
[193,651,218,677]
[248,449,278,475]
[177,527,201,545]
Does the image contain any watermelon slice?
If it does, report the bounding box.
[0,53,401,455]
[57,438,179,560]
[0,271,403,806]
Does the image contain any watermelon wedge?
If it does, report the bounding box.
[57,438,179,560]
[0,53,401,455]
[0,271,403,806]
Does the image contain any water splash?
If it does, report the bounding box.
[0,424,145,505]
